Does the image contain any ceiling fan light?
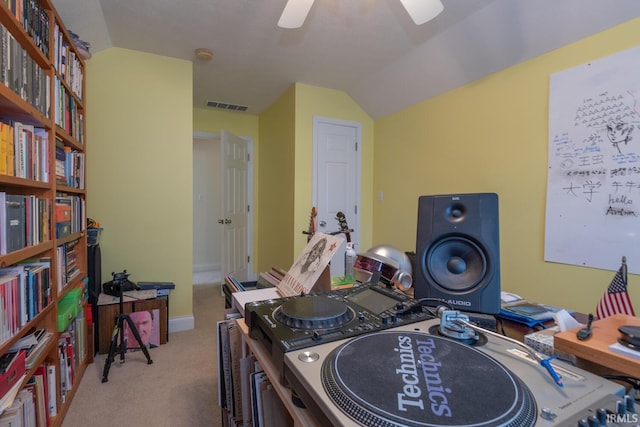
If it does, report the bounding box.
[400,0,444,25]
[278,0,315,29]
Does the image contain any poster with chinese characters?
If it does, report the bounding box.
[545,45,640,273]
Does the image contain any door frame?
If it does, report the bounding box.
[193,131,255,281]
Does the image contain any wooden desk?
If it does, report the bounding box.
[236,319,321,427]
[555,314,640,378]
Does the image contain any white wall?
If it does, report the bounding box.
[193,138,222,276]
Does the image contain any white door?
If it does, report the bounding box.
[220,129,250,281]
[313,117,361,276]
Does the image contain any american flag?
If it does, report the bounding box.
[596,257,635,319]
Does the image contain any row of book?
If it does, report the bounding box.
[0,259,51,345]
[1,314,86,424]
[0,328,59,426]
[217,316,293,427]
[56,240,80,292]
[218,316,242,425]
[225,267,284,294]
[3,0,50,58]
[0,23,50,118]
[53,22,83,100]
[0,192,51,255]
[55,138,84,189]
[249,365,293,427]
[0,362,53,427]
[58,319,82,407]
[55,193,84,239]
[0,121,50,182]
[54,78,84,143]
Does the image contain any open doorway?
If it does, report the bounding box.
[193,131,254,285]
[193,134,222,284]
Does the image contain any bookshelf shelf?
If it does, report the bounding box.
[0,0,89,425]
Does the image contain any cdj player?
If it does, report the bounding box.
[245,283,435,380]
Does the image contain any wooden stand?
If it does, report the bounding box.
[310,266,331,293]
[555,314,640,378]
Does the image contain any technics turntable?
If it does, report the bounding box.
[284,313,628,427]
[245,283,434,379]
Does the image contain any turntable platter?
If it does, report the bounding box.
[322,331,536,427]
[273,295,355,330]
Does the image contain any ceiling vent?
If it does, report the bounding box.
[206,100,248,112]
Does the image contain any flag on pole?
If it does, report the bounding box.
[596,256,635,319]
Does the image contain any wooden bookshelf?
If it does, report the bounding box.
[0,0,89,425]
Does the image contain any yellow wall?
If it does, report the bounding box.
[256,86,297,270]
[86,48,194,318]
[193,108,259,138]
[374,18,640,314]
[293,84,375,257]
[254,83,375,271]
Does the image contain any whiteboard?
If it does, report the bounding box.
[545,45,640,274]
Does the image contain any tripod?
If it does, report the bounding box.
[102,272,153,383]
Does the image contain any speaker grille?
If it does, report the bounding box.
[426,236,487,291]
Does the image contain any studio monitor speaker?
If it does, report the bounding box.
[414,193,500,314]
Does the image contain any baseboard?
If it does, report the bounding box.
[193,263,220,273]
[169,315,195,333]
[193,264,222,285]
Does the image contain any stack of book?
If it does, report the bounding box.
[9,328,54,370]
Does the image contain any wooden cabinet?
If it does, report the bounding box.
[97,296,168,354]
[0,1,88,425]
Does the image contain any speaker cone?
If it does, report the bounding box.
[426,236,487,291]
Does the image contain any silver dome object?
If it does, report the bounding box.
[366,245,413,290]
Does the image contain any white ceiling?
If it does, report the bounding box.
[51,0,640,119]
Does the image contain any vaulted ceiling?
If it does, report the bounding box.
[52,0,640,119]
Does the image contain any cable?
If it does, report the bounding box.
[416,297,453,318]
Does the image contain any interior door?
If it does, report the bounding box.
[220,129,249,281]
[313,117,361,276]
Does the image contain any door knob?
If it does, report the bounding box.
[225,219,232,224]
[218,219,224,224]
[319,220,326,227]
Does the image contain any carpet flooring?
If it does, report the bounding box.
[62,283,225,427]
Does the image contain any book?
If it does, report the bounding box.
[46,364,56,416]
[5,194,26,253]
[31,365,49,427]
[250,371,268,427]
[240,354,257,426]
[228,321,243,419]
[216,320,233,412]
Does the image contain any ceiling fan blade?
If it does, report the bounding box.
[278,0,315,29]
[399,0,444,25]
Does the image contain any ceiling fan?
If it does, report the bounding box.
[278,0,444,29]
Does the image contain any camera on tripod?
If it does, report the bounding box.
[101,269,153,382]
[102,270,137,297]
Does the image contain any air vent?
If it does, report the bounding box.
[206,100,248,112]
